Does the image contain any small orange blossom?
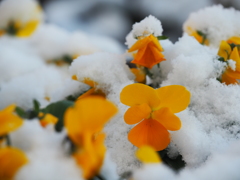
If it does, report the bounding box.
[128,34,165,69]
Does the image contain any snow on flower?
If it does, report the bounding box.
[0,0,43,37]
[183,5,240,47]
[217,40,240,84]
[1,1,240,180]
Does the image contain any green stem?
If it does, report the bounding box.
[6,134,11,146]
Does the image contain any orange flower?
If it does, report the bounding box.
[120,83,190,151]
[136,145,161,163]
[0,147,28,180]
[218,40,240,85]
[64,96,118,179]
[128,34,165,69]
[38,112,58,128]
[0,104,23,137]
[186,27,209,45]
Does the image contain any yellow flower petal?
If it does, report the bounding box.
[136,145,161,163]
[16,20,39,37]
[150,34,164,51]
[39,113,58,128]
[128,118,170,151]
[65,96,118,137]
[120,83,160,109]
[0,104,23,136]
[230,47,240,64]
[124,103,151,125]
[224,69,240,80]
[130,68,146,84]
[152,107,181,131]
[221,72,239,85]
[218,41,232,61]
[83,78,97,87]
[128,36,152,52]
[73,133,106,179]
[155,85,191,113]
[72,75,78,81]
[0,147,28,180]
[227,36,240,45]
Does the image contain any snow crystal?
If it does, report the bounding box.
[183,5,240,47]
[132,15,163,38]
[69,52,134,99]
[227,59,236,71]
[0,37,44,84]
[132,140,240,180]
[0,66,68,109]
[133,164,176,180]
[11,120,82,180]
[158,34,240,169]
[64,31,99,57]
[162,34,223,88]
[30,24,70,60]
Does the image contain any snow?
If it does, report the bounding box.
[183,5,240,47]
[132,15,163,38]
[1,1,240,180]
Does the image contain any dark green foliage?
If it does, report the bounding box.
[158,149,185,171]
[41,100,74,132]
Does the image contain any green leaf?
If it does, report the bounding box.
[6,21,18,35]
[15,106,27,118]
[41,100,74,132]
[157,35,168,40]
[63,55,73,64]
[218,57,225,62]
[33,99,40,113]
[144,67,154,79]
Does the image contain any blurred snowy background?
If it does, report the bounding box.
[38,0,240,44]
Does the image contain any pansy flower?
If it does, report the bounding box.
[64,96,118,179]
[0,104,23,137]
[120,83,190,151]
[186,27,209,45]
[128,34,165,69]
[217,40,240,85]
[0,147,28,180]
